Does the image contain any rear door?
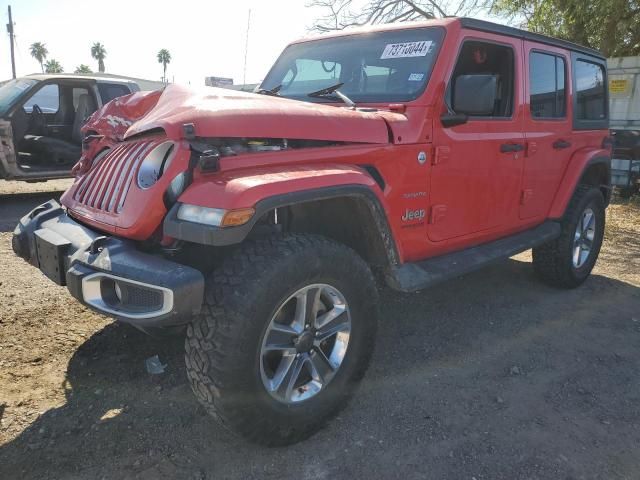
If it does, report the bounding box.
[429,34,525,242]
[520,43,573,219]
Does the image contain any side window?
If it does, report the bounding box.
[23,84,60,113]
[529,52,566,119]
[575,59,607,120]
[97,83,132,104]
[450,41,515,118]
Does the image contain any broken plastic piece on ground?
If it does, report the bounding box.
[145,355,167,375]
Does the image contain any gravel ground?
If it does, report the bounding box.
[0,180,639,480]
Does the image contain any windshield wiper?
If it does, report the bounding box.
[256,84,281,96]
[307,83,356,108]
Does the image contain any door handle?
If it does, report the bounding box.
[500,143,525,153]
[553,139,572,150]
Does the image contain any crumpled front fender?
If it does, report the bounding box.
[177,163,382,210]
[163,163,397,257]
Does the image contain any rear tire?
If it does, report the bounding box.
[185,234,378,446]
[532,185,605,288]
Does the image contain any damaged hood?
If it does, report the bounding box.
[83,84,392,144]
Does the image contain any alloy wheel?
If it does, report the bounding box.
[573,207,596,268]
[259,284,352,404]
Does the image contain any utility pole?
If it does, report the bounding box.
[242,9,251,86]
[7,5,16,79]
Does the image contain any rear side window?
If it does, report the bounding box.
[529,52,566,119]
[98,83,132,104]
[575,60,607,121]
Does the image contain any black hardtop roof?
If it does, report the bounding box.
[459,18,605,60]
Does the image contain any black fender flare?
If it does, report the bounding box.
[163,184,400,267]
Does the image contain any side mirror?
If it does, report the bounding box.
[452,74,497,116]
[440,112,468,128]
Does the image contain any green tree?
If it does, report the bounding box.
[74,64,93,74]
[491,0,640,57]
[157,49,171,83]
[44,59,63,74]
[91,42,107,73]
[29,42,48,73]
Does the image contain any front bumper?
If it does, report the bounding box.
[12,200,204,328]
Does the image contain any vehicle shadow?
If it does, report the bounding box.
[1,258,639,480]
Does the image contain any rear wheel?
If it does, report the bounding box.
[532,185,605,288]
[185,234,378,445]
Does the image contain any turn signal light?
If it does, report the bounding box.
[222,208,256,227]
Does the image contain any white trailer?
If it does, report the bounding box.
[608,56,640,196]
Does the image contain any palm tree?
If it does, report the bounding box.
[74,64,93,74]
[157,49,171,83]
[29,42,48,73]
[44,59,63,74]
[91,42,107,73]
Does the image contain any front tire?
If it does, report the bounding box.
[185,234,378,446]
[532,185,606,288]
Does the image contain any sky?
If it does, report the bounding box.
[0,0,498,86]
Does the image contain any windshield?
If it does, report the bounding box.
[261,27,444,103]
[0,78,38,115]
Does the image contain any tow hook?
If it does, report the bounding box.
[89,236,109,254]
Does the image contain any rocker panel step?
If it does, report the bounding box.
[387,221,561,292]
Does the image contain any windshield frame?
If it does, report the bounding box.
[260,26,446,105]
[0,78,39,116]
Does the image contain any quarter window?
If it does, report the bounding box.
[529,52,566,119]
[575,60,607,120]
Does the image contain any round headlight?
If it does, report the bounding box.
[137,141,175,189]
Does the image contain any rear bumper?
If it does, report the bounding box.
[12,200,204,328]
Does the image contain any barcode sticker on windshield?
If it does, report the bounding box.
[381,41,432,59]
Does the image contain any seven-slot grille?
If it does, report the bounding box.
[73,139,161,213]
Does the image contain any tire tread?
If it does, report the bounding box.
[185,233,377,445]
[532,185,605,288]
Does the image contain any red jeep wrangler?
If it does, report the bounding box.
[13,18,611,445]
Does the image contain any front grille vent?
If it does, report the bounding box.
[73,139,161,213]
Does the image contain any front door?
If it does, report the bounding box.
[429,35,525,242]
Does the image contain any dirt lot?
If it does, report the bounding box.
[1,179,639,480]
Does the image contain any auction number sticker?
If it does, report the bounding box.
[381,41,432,59]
